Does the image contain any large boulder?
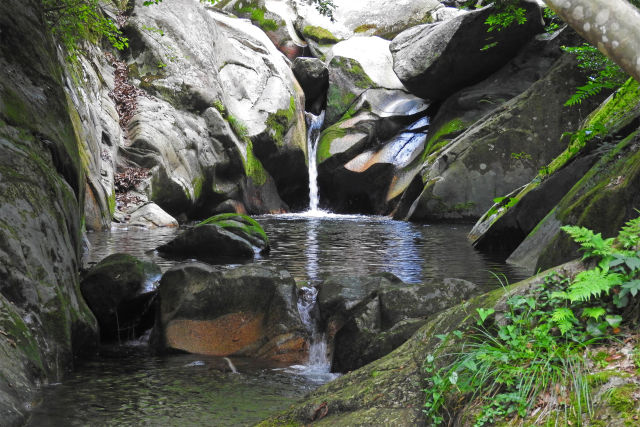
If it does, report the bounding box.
[390,1,544,102]
[122,0,307,216]
[0,0,99,422]
[507,81,640,273]
[81,254,161,341]
[403,53,599,221]
[294,0,461,44]
[152,264,308,363]
[157,213,269,261]
[292,57,329,115]
[317,274,479,372]
[260,263,583,426]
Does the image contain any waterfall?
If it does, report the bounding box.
[297,286,333,372]
[305,111,325,213]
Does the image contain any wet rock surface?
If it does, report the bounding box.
[152,263,308,363]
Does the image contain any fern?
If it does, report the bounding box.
[561,225,616,260]
[581,307,606,320]
[551,307,576,334]
[618,215,640,249]
[567,269,622,302]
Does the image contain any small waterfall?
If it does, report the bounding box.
[305,111,325,213]
[294,286,338,382]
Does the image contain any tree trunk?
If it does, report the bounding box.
[543,0,640,83]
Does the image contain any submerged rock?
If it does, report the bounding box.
[81,253,161,341]
[152,263,308,363]
[157,213,269,261]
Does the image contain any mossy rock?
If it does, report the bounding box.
[261,261,584,426]
[197,212,269,247]
[302,25,340,45]
[159,214,269,262]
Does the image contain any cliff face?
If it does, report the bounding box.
[0,1,99,424]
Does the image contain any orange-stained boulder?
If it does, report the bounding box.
[151,263,309,363]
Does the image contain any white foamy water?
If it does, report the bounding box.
[305,111,325,214]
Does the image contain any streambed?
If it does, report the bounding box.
[28,215,528,425]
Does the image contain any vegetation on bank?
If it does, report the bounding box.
[424,216,640,425]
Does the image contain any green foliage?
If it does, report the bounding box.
[43,0,128,60]
[484,0,527,32]
[486,196,518,218]
[196,213,268,244]
[563,44,629,106]
[424,215,640,425]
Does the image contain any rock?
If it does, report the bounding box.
[503,79,640,273]
[469,151,600,255]
[152,263,308,363]
[403,54,600,221]
[390,1,544,102]
[123,0,307,216]
[0,0,99,421]
[316,88,428,213]
[157,213,269,261]
[292,57,328,115]
[294,0,460,44]
[217,0,308,60]
[260,261,582,426]
[81,253,161,341]
[318,273,479,372]
[127,202,179,228]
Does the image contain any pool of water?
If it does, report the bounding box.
[84,214,529,287]
[27,347,317,427]
[46,213,529,426]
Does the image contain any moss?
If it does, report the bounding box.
[265,96,296,147]
[302,25,340,44]
[316,125,347,164]
[192,176,204,200]
[421,118,465,162]
[0,297,45,374]
[0,86,31,127]
[234,2,282,32]
[354,24,378,33]
[587,371,631,388]
[331,57,375,90]
[608,383,639,413]
[108,189,116,216]
[326,86,356,122]
[244,140,268,186]
[196,212,268,244]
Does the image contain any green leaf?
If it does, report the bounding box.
[582,307,606,320]
[476,308,495,324]
[605,315,622,328]
[622,280,640,297]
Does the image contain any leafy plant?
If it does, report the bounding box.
[423,215,640,425]
[43,0,128,60]
[484,0,527,32]
[563,44,629,106]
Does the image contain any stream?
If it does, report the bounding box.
[26,111,529,426]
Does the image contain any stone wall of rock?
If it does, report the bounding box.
[0,1,99,423]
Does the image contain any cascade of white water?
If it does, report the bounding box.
[296,286,338,381]
[305,111,325,213]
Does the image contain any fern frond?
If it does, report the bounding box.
[618,215,640,249]
[561,225,615,258]
[567,269,622,302]
[551,308,576,334]
[581,307,606,320]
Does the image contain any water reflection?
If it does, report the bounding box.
[84,217,529,287]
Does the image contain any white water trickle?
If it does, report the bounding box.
[290,286,339,383]
[305,111,325,214]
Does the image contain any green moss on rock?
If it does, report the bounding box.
[265,96,296,147]
[316,125,347,164]
[302,25,339,44]
[234,1,282,32]
[197,212,268,245]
